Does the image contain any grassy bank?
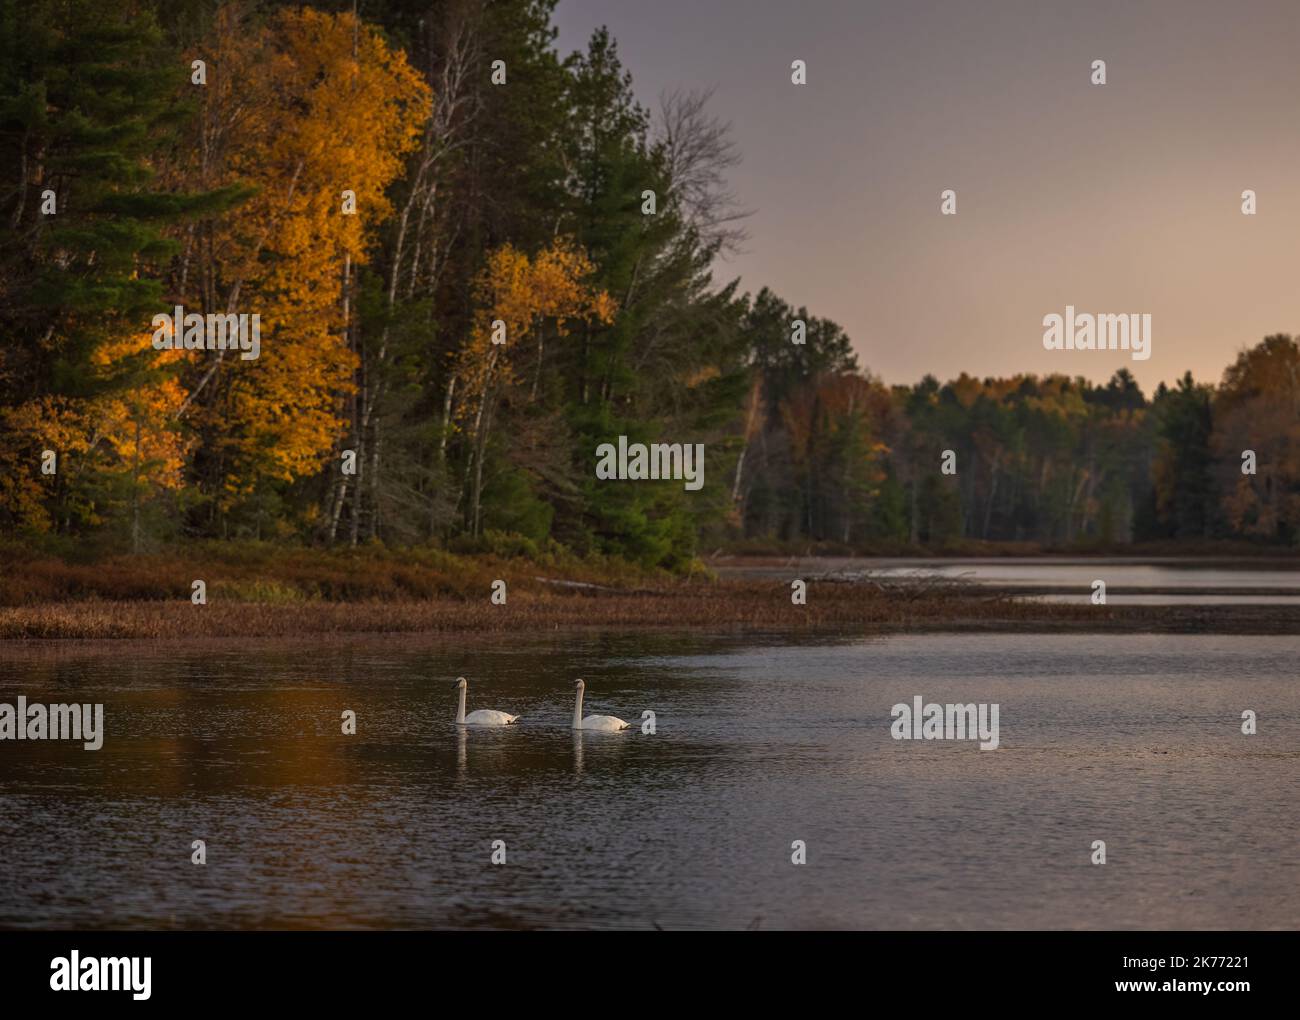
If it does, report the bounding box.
[0,539,668,606]
[2,542,1295,640]
[7,583,1297,640]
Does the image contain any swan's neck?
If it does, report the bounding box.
[573,686,584,728]
[456,686,466,725]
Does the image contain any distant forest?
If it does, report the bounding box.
[2,0,1297,567]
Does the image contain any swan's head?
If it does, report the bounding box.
[453,676,467,690]
[574,678,585,689]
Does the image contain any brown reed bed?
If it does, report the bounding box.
[0,581,1293,640]
[0,541,647,606]
[2,543,1293,640]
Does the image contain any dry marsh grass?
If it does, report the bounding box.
[1,545,1293,640]
[0,585,1048,639]
[1,582,1293,640]
[0,541,652,606]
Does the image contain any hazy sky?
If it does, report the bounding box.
[553,0,1300,391]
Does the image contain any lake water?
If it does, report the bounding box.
[717,558,1300,603]
[1,630,1295,929]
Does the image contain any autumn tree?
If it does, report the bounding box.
[174,4,429,536]
[0,0,238,536]
[1212,335,1300,541]
[452,238,615,536]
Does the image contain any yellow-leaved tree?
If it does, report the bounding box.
[0,333,189,542]
[452,239,617,533]
[180,5,430,524]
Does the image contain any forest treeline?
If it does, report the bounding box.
[2,0,1297,568]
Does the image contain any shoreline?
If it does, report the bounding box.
[3,548,1296,642]
[1,585,1295,642]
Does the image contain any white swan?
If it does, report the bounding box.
[454,677,518,727]
[572,678,629,731]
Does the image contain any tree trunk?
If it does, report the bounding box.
[131,417,141,554]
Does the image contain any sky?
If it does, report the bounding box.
[553,0,1300,392]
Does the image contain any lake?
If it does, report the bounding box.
[1,630,1295,929]
[716,557,1300,603]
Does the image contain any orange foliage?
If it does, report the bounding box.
[453,239,616,422]
[0,333,190,531]
[193,5,430,497]
[1213,335,1300,535]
